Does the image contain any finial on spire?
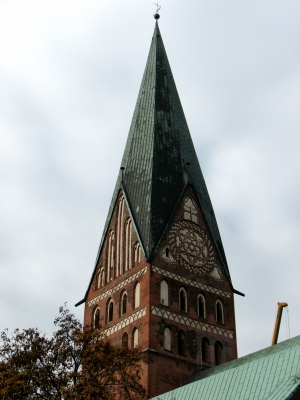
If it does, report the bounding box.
[153,2,161,19]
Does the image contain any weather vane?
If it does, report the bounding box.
[153,2,161,19]
[153,2,161,14]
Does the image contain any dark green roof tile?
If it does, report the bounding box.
[95,22,231,282]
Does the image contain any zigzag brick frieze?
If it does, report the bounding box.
[100,307,147,338]
[152,266,231,298]
[151,306,234,339]
[88,267,147,307]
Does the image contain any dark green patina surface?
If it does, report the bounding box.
[151,336,300,400]
[97,22,230,276]
[77,22,235,305]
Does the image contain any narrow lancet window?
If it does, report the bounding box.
[121,292,127,315]
[198,294,206,318]
[133,328,139,347]
[134,282,140,308]
[164,328,171,351]
[179,288,187,312]
[202,337,210,363]
[107,299,113,323]
[116,196,124,276]
[215,341,223,365]
[107,231,115,281]
[122,332,128,348]
[93,307,100,330]
[125,219,132,271]
[216,300,224,323]
[134,243,141,263]
[160,280,169,306]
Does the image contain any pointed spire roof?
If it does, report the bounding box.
[97,21,232,283]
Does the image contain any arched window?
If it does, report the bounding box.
[202,337,210,363]
[160,280,169,306]
[215,341,223,365]
[133,328,139,348]
[178,330,186,356]
[93,307,100,330]
[125,219,132,271]
[198,294,206,318]
[134,282,140,309]
[121,292,127,316]
[107,299,113,323]
[183,197,198,222]
[107,231,115,281]
[116,196,124,276]
[122,332,128,348]
[134,243,141,263]
[164,328,171,351]
[216,300,224,323]
[179,288,187,312]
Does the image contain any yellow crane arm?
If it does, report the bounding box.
[272,302,288,346]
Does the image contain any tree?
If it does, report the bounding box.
[0,305,147,399]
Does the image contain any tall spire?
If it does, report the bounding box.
[97,21,232,283]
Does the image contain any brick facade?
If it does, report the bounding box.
[84,185,237,398]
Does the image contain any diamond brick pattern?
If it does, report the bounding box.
[88,267,147,307]
[152,266,231,298]
[151,306,234,339]
[99,307,147,338]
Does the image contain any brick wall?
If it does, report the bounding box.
[84,186,237,398]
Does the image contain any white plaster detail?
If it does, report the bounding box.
[152,266,231,298]
[134,282,140,308]
[99,307,146,338]
[211,267,221,279]
[151,306,234,339]
[88,267,147,307]
[125,219,132,271]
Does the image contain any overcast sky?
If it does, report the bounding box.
[1,0,300,359]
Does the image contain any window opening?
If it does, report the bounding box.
[121,292,127,315]
[215,341,223,365]
[164,328,171,351]
[202,337,210,363]
[160,280,169,306]
[108,300,113,323]
[122,332,128,348]
[134,282,140,308]
[133,328,139,347]
[179,288,187,312]
[216,300,223,323]
[198,294,205,318]
[93,307,100,330]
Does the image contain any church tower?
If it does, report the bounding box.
[76,15,243,399]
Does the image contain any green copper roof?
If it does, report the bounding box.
[96,22,231,281]
[151,336,300,400]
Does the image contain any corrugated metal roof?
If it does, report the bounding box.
[151,336,300,400]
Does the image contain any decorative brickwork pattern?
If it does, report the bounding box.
[100,307,147,338]
[152,266,231,298]
[88,267,147,307]
[151,306,234,339]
